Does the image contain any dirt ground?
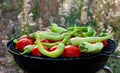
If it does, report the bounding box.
[0,10,24,73]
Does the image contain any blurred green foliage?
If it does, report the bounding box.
[2,0,22,12]
[30,0,40,21]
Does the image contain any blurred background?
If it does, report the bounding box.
[0,0,120,73]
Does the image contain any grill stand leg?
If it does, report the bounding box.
[101,65,113,73]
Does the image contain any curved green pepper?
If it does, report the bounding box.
[50,23,67,33]
[61,29,78,44]
[36,32,65,58]
[41,42,59,48]
[83,26,96,37]
[68,26,96,37]
[40,31,61,35]
[40,33,64,41]
[21,45,36,55]
[70,32,114,46]
[99,32,107,36]
[68,26,87,37]
[79,42,103,54]
[35,29,77,58]
[29,31,65,41]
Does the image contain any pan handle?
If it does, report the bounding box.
[101,65,113,73]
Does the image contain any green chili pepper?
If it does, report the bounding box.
[79,42,103,54]
[99,32,107,36]
[68,26,87,37]
[41,42,59,48]
[21,45,36,55]
[70,32,114,46]
[50,23,67,33]
[36,32,65,58]
[35,28,77,58]
[61,29,78,44]
[29,31,65,41]
[40,33,64,41]
[61,33,71,44]
[83,26,96,37]
[68,26,87,31]
[13,39,18,44]
[68,26,96,37]
[40,31,61,36]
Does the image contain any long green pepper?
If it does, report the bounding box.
[29,31,65,41]
[50,23,67,33]
[41,42,59,48]
[36,29,77,58]
[20,24,114,57]
[70,32,114,46]
[36,32,65,58]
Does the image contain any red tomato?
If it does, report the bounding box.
[31,46,43,56]
[18,35,35,43]
[16,39,33,51]
[49,46,58,52]
[40,39,58,43]
[48,40,57,43]
[40,39,49,43]
[102,40,108,47]
[62,45,82,58]
[31,46,48,56]
[18,35,29,40]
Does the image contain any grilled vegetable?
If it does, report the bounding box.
[79,42,104,54]
[70,32,114,46]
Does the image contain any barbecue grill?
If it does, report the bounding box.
[6,39,116,73]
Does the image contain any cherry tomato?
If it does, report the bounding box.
[49,45,58,52]
[18,35,29,40]
[102,40,108,47]
[47,40,56,43]
[18,35,35,43]
[62,45,82,58]
[40,39,58,43]
[40,39,49,43]
[31,46,43,56]
[31,46,48,56]
[16,39,33,51]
